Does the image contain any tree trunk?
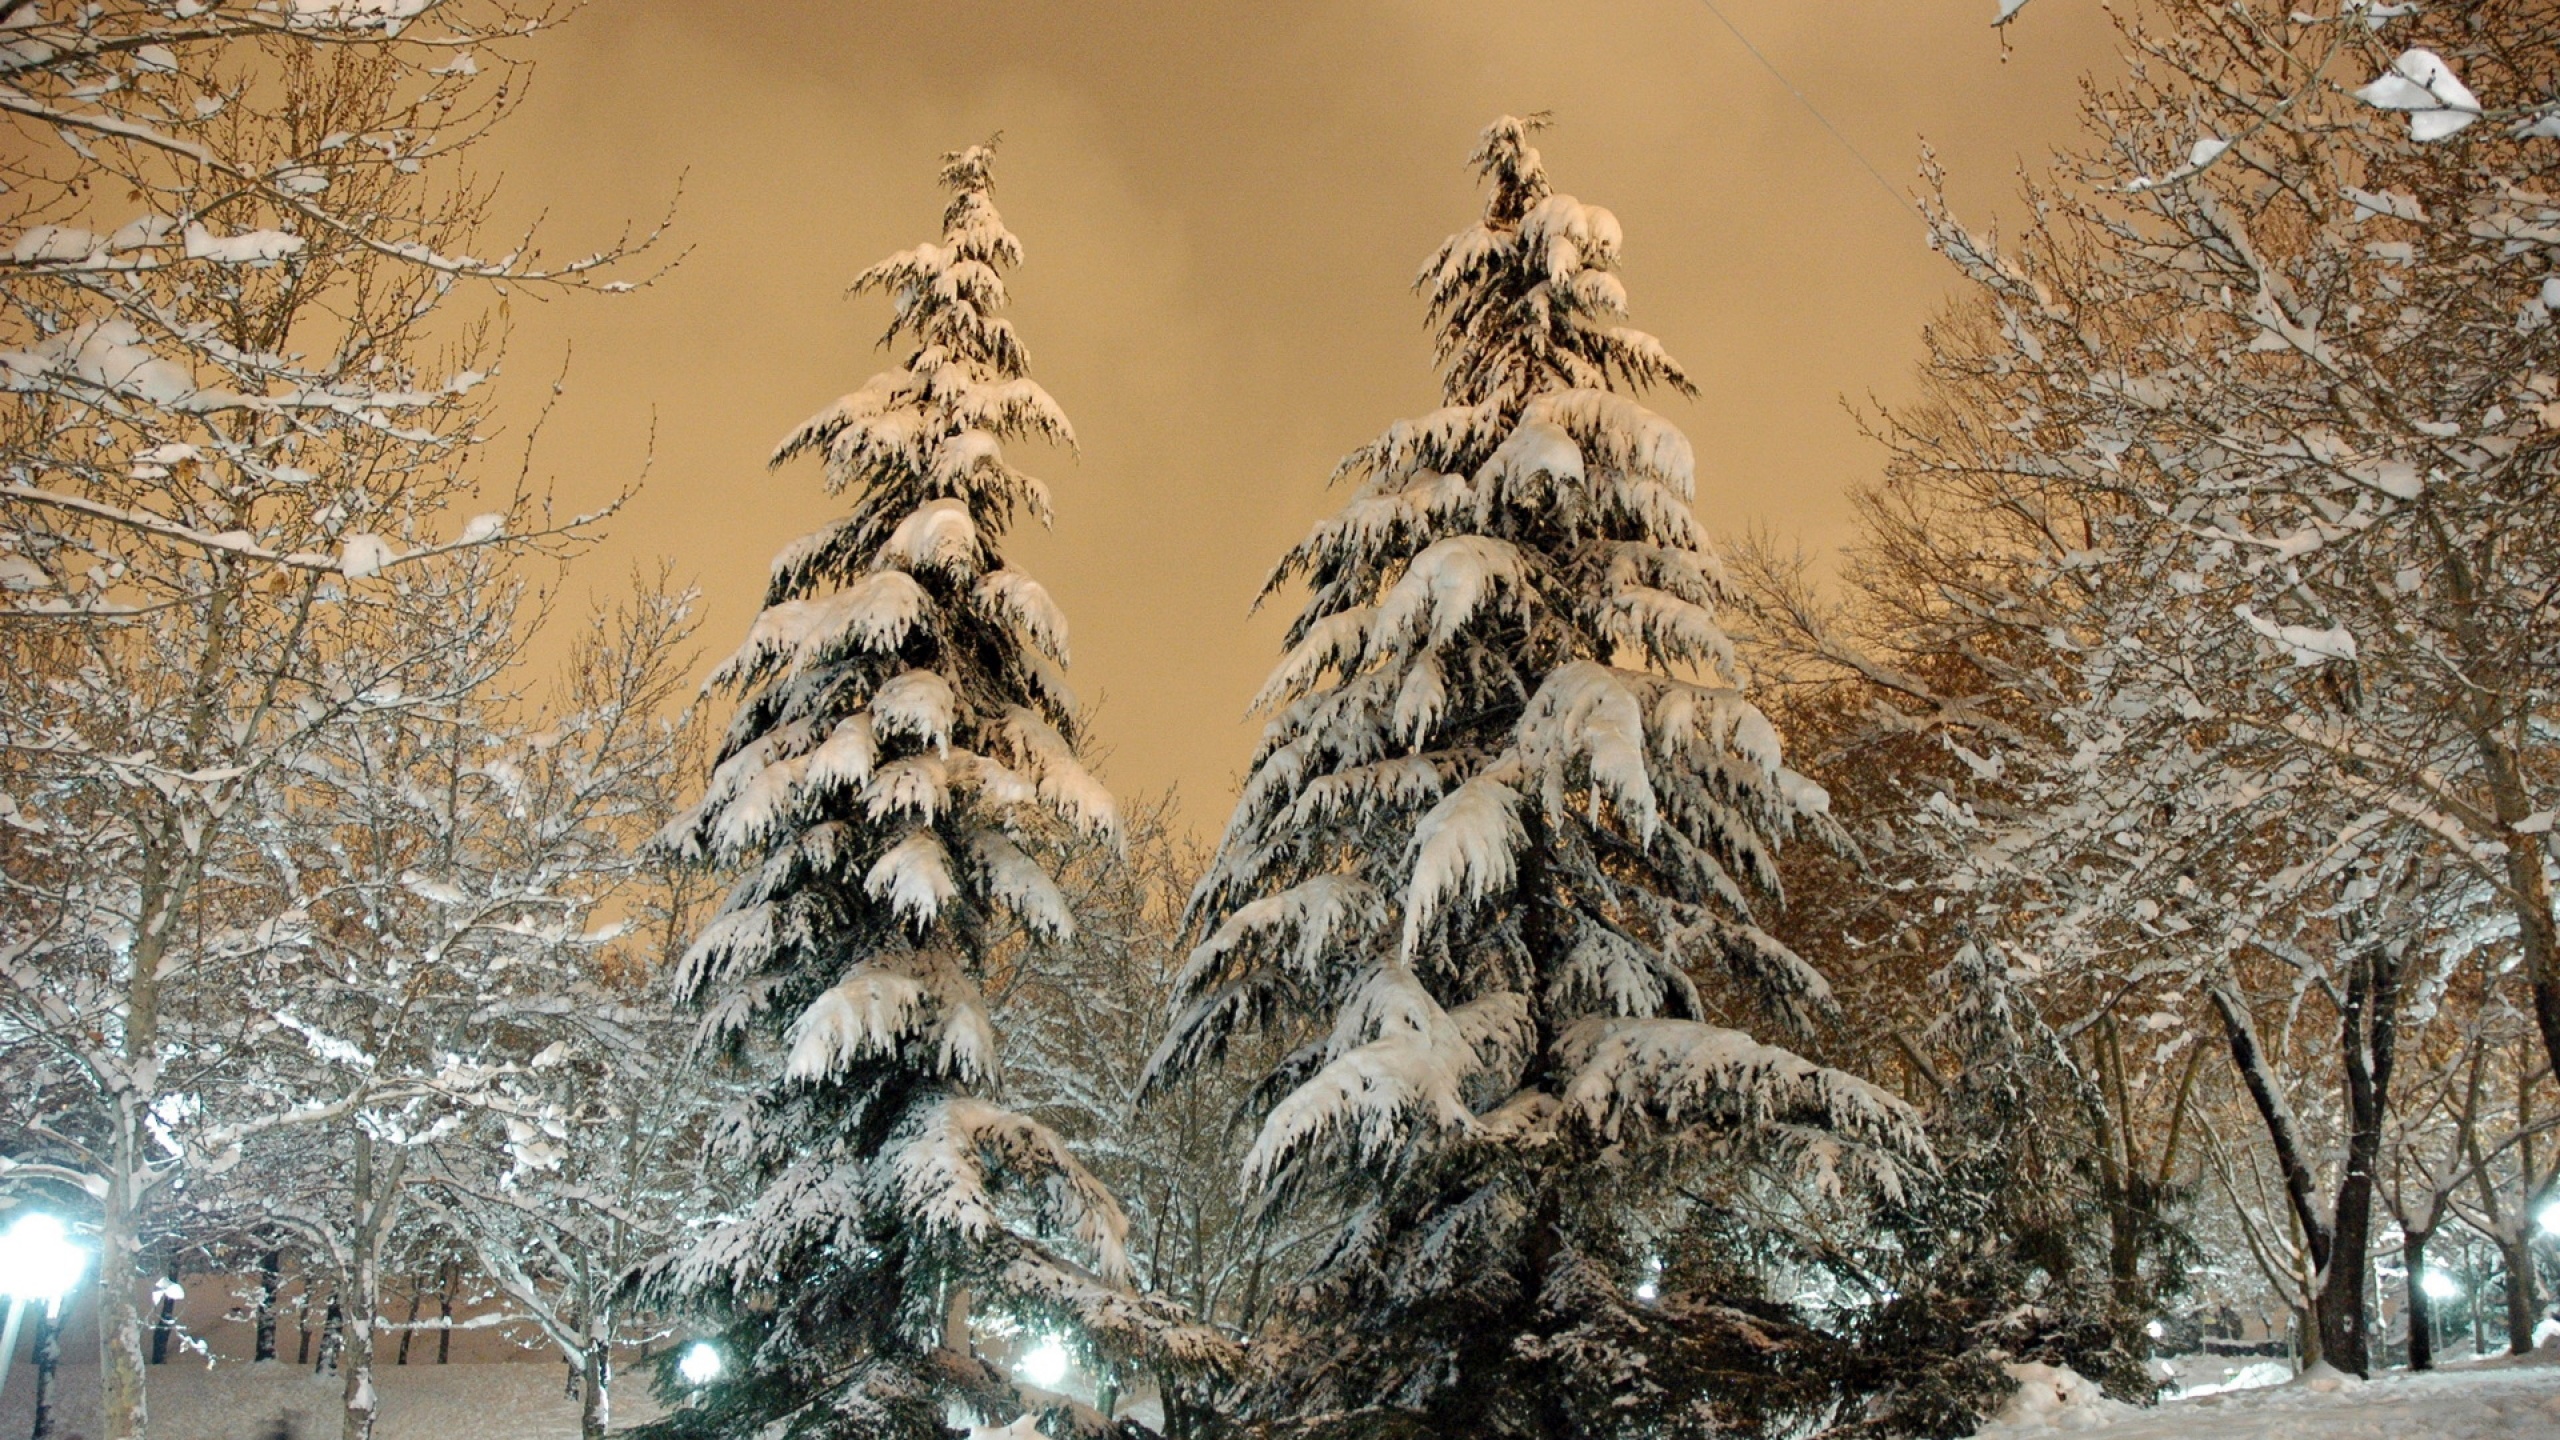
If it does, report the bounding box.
[1236,1248,1266,1337]
[437,1261,455,1365]
[341,1326,377,1440]
[2472,1257,2486,1355]
[98,684,222,1440]
[2503,1230,2538,1356]
[30,1302,64,1440]
[150,1255,180,1364]
[2404,1228,2435,1371]
[580,1333,610,1440]
[1519,1185,1575,1439]
[2313,945,2398,1376]
[575,1258,610,1440]
[254,1248,282,1362]
[2480,725,2560,1092]
[316,1295,342,1374]
[397,1286,420,1366]
[2430,515,2560,1090]
[95,1147,150,1440]
[1435,816,1575,1437]
[2211,986,2329,1259]
[2214,981,2335,1375]
[341,1127,397,1440]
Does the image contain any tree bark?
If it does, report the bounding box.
[2502,1230,2537,1356]
[316,1295,342,1374]
[2211,985,2328,1262]
[254,1248,282,1362]
[150,1255,180,1364]
[2421,507,2560,1090]
[30,1302,64,1440]
[95,578,238,1440]
[437,1261,455,1365]
[2314,946,2398,1376]
[574,1254,610,1440]
[397,1286,420,1366]
[2403,1227,2434,1372]
[2446,565,2560,1091]
[2472,1262,2486,1355]
[579,1332,610,1440]
[2501,834,2560,1116]
[1523,1186,1573,1440]
[96,1150,150,1440]
[341,1126,406,1440]
[2213,980,2334,1370]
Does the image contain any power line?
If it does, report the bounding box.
[1688,0,1926,223]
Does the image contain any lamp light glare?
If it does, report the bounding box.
[1633,1254,1663,1304]
[2538,1202,2560,1238]
[0,1213,90,1305]
[1019,1337,1070,1388]
[677,1342,723,1387]
[2420,1269,2463,1302]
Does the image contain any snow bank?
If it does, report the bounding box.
[1968,1356,2560,1440]
[14,1351,2551,1440]
[1979,1362,2136,1432]
[0,1360,664,1439]
[2172,1360,2291,1398]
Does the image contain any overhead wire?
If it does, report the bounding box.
[1688,0,1929,223]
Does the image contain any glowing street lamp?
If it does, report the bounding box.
[1017,1336,1071,1389]
[677,1341,724,1387]
[0,1214,91,1407]
[2537,1202,2560,1239]
[2420,1269,2463,1302]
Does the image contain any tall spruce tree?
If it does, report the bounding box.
[642,144,1224,1440]
[1147,116,1926,1439]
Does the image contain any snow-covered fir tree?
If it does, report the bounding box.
[641,145,1226,1440]
[1148,116,1925,1439]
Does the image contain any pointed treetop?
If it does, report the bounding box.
[1423,114,1691,409]
[934,135,1017,271]
[939,134,1003,196]
[1468,112,1555,225]
[820,135,1036,387]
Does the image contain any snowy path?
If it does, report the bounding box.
[1976,1357,2560,1439]
[0,1360,665,1439]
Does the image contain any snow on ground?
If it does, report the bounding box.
[8,1350,2557,1440]
[1972,1354,2560,1439]
[0,1360,665,1439]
